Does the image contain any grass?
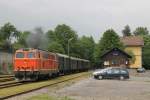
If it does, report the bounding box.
[0,72,90,99]
[26,94,73,100]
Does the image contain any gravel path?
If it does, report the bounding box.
[5,71,150,100]
[54,77,150,100]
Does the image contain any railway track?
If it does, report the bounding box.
[0,72,90,99]
[0,81,24,89]
[0,75,14,78]
[0,77,15,83]
[0,75,14,83]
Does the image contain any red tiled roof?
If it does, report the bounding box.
[120,36,144,46]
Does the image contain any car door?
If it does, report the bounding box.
[112,69,120,79]
[120,69,128,78]
[106,69,114,79]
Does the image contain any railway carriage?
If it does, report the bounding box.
[14,48,90,81]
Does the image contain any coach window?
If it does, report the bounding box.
[16,52,24,58]
[27,52,35,58]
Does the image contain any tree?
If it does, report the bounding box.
[47,41,65,53]
[54,24,78,54]
[46,30,57,42]
[143,47,150,69]
[133,27,149,36]
[46,24,79,56]
[0,22,20,42]
[122,25,131,37]
[13,31,31,50]
[77,36,95,63]
[0,22,20,51]
[142,35,150,69]
[95,29,124,67]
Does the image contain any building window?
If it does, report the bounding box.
[104,61,109,65]
[112,60,118,65]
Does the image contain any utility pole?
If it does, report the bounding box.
[68,37,73,73]
[68,38,73,57]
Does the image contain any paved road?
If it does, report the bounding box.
[55,76,150,100]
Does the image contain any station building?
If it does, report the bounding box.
[101,36,144,69]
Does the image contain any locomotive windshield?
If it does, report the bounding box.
[27,52,35,58]
[16,52,24,58]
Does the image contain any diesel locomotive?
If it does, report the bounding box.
[13,48,90,81]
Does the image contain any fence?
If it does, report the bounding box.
[0,52,13,74]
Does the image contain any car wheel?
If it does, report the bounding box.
[119,76,124,80]
[98,75,103,80]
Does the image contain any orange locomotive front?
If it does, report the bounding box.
[14,48,58,81]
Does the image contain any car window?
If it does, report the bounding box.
[113,69,120,74]
[120,70,127,74]
[107,69,113,74]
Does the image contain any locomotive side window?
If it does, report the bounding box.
[16,52,24,58]
[27,52,35,58]
[43,53,49,59]
[38,52,40,58]
[49,55,54,59]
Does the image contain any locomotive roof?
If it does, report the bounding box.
[16,48,55,54]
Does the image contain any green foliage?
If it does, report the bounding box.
[0,22,20,52]
[122,25,132,37]
[143,35,150,46]
[13,31,31,50]
[143,46,150,69]
[48,41,65,53]
[46,24,96,63]
[46,24,79,56]
[99,29,123,54]
[133,27,149,36]
[46,30,57,42]
[0,22,20,40]
[77,36,95,63]
[142,35,150,69]
[95,29,124,67]
[18,31,31,47]
[54,24,78,54]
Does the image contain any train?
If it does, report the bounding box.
[13,48,90,81]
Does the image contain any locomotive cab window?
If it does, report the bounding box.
[27,52,35,58]
[16,52,24,58]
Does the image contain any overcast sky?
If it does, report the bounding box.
[0,0,150,42]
